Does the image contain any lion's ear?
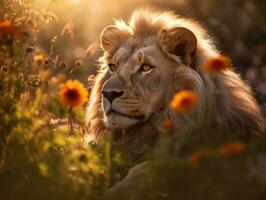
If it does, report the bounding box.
[157,27,197,65]
[100,25,129,52]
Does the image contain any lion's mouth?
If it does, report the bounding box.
[107,109,145,120]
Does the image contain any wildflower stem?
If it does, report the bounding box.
[68,107,73,135]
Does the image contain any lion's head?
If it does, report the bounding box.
[85,9,264,143]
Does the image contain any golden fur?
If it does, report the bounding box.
[85,9,264,143]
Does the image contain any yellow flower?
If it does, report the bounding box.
[203,55,232,72]
[170,90,198,112]
[217,141,246,157]
[33,54,45,66]
[59,80,88,107]
[50,76,59,85]
[0,20,17,37]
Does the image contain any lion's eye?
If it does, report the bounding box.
[140,64,154,74]
[142,64,151,71]
[108,63,117,72]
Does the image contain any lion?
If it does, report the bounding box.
[85,9,264,147]
[84,9,265,198]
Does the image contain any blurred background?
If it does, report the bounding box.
[35,0,266,108]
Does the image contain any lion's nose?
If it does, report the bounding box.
[102,90,124,103]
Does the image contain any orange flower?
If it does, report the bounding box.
[203,55,232,72]
[59,80,89,107]
[0,20,17,37]
[188,149,213,165]
[170,90,198,112]
[162,120,174,130]
[217,141,246,157]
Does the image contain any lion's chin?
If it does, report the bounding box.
[104,111,143,130]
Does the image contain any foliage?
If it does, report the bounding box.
[0,1,112,199]
[0,1,265,200]
[126,131,266,200]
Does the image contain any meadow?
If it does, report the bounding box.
[0,0,266,199]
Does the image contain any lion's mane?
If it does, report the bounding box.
[85,9,265,143]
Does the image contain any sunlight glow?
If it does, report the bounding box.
[68,0,83,5]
